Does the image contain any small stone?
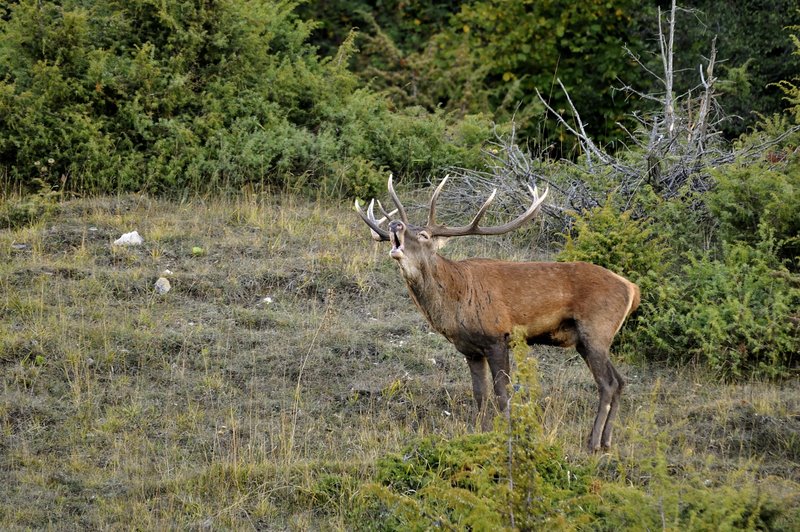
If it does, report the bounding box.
[113,230,144,246]
[154,277,171,295]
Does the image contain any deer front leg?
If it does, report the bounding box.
[466,356,492,431]
[486,342,511,418]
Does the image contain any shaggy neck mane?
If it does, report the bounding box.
[402,254,464,331]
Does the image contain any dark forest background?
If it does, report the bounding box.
[1,0,798,195]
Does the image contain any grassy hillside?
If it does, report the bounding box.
[1,193,798,529]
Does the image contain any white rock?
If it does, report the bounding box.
[113,230,144,246]
[154,277,171,295]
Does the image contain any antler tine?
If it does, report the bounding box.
[427,175,450,227]
[387,174,409,225]
[375,200,398,221]
[366,198,379,222]
[354,198,390,241]
[429,184,549,238]
[466,188,497,229]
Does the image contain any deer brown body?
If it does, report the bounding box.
[357,176,640,452]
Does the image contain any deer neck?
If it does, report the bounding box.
[399,254,464,334]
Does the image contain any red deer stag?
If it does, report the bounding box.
[355,175,640,452]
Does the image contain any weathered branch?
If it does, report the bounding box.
[659,0,677,138]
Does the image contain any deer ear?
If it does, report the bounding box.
[433,236,450,250]
[418,231,448,249]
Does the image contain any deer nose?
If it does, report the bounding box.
[388,221,405,233]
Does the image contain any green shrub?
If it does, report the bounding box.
[0,0,489,197]
[640,227,800,379]
[365,433,508,530]
[0,178,60,229]
[772,22,800,122]
[708,160,800,266]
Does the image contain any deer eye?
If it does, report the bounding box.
[418,231,431,241]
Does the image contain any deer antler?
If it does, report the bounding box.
[387,173,409,225]
[426,179,548,238]
[426,174,450,228]
[358,173,548,239]
[356,173,417,241]
[354,198,398,241]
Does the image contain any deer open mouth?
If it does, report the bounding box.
[389,222,405,259]
[390,231,404,258]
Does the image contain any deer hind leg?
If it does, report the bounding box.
[600,362,625,449]
[577,341,624,452]
[466,356,493,431]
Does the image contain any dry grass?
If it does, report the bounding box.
[1,193,798,529]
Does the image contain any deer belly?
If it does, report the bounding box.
[526,318,578,348]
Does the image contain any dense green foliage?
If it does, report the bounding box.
[0,0,488,195]
[323,0,650,153]
[296,0,456,58]
[3,1,798,194]
[301,1,800,150]
[646,233,799,378]
[708,158,800,263]
[431,0,646,149]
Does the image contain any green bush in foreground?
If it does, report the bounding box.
[708,159,800,266]
[349,356,783,530]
